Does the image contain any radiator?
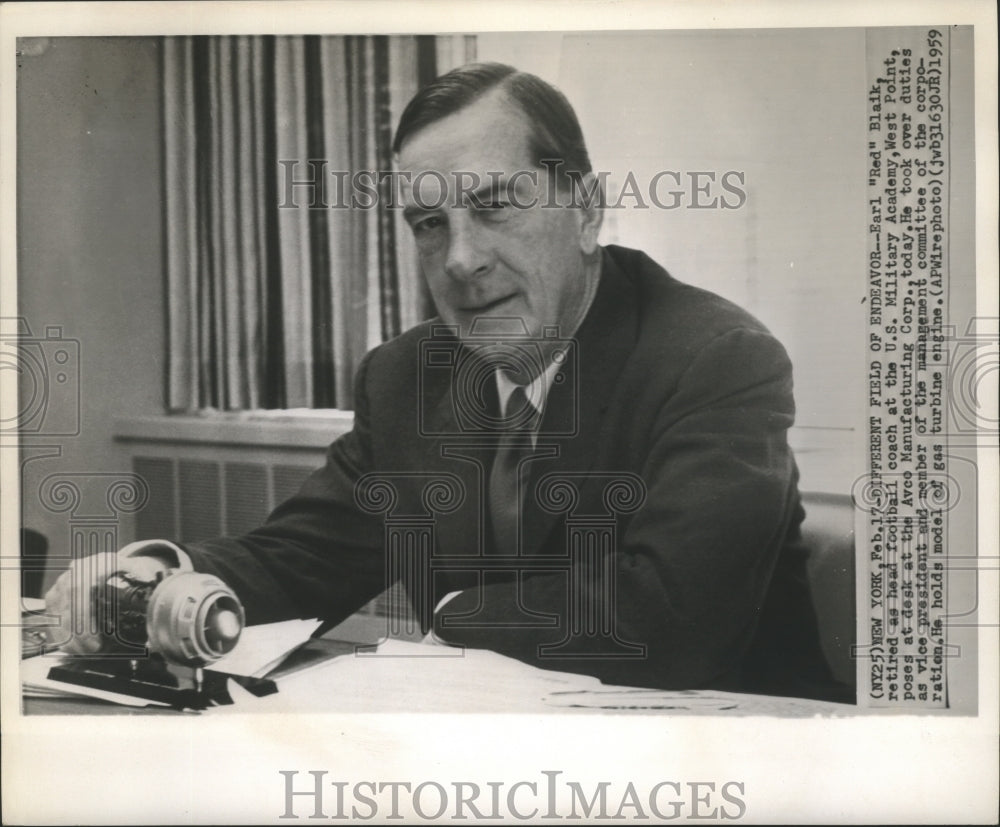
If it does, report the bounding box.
[126,444,416,634]
[132,455,316,541]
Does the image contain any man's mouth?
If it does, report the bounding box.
[462,295,516,313]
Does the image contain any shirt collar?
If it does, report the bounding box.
[494,356,562,421]
[493,252,603,422]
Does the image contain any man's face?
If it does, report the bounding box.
[396,90,601,344]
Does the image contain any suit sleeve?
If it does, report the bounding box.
[434,326,800,689]
[179,350,389,626]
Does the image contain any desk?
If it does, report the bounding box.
[23,632,855,717]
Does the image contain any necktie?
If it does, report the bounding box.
[488,384,541,555]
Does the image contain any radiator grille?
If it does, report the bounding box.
[224,462,269,535]
[132,456,314,539]
[178,460,220,542]
[130,454,414,628]
[134,457,176,542]
[272,464,316,507]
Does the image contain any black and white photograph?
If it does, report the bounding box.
[1,1,996,823]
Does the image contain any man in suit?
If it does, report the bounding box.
[45,63,844,701]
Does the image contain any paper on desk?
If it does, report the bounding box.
[210,638,855,715]
[543,686,854,716]
[544,688,744,712]
[20,654,171,708]
[213,619,323,676]
[21,619,322,708]
[20,597,171,707]
[209,638,605,714]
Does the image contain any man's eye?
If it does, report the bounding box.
[414,215,445,233]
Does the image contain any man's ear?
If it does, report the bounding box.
[575,171,604,255]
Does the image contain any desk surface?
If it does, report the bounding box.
[23,634,856,717]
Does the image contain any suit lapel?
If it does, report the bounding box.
[520,249,639,556]
[420,346,493,563]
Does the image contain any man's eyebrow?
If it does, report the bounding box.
[467,178,509,206]
[402,178,511,218]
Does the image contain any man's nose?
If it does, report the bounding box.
[444,212,493,281]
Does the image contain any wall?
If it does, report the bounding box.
[16,37,165,585]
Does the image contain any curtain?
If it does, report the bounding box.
[163,35,474,412]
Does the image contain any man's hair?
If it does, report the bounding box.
[391,62,592,178]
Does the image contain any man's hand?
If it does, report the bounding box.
[43,550,173,655]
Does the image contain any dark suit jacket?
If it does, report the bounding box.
[183,245,844,701]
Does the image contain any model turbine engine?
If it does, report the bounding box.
[101,569,244,664]
[47,568,276,709]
